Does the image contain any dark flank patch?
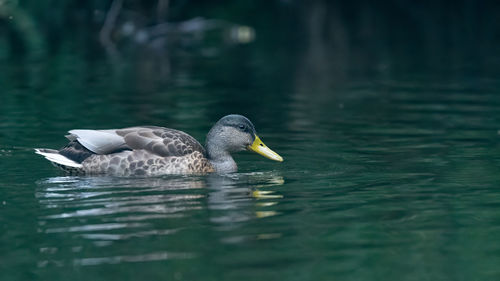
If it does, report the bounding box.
[147,159,154,165]
[59,141,94,163]
[130,162,137,169]
[138,161,144,167]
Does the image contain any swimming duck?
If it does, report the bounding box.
[35,114,283,176]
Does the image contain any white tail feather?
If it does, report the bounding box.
[35,149,83,168]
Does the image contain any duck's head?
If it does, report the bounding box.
[206,114,283,162]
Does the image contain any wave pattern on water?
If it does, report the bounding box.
[35,173,285,267]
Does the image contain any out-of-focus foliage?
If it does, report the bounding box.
[3,0,499,61]
[1,0,500,98]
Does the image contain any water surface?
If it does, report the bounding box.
[2,2,500,280]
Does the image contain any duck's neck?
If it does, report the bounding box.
[208,154,237,173]
[205,134,237,173]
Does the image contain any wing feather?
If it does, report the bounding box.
[120,127,205,157]
[67,127,204,157]
[67,129,127,154]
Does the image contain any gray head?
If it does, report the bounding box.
[206,114,256,155]
[205,114,283,172]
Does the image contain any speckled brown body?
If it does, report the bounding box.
[40,126,218,176]
[82,150,214,176]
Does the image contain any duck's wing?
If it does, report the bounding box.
[67,126,205,157]
[66,129,127,154]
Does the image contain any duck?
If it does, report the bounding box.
[35,114,283,176]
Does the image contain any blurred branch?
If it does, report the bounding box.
[99,0,123,60]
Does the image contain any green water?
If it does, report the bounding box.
[2,2,500,281]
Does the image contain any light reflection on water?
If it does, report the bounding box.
[35,173,284,266]
[72,251,197,266]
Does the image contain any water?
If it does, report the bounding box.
[4,74,500,281]
[3,2,500,280]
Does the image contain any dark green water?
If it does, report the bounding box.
[2,2,500,280]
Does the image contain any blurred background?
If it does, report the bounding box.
[2,1,500,281]
[2,0,500,129]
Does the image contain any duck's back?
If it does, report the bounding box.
[38,126,214,176]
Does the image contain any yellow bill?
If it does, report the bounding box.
[247,136,283,162]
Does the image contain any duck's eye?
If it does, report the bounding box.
[238,124,246,131]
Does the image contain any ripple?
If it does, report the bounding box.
[34,172,285,269]
[73,251,196,266]
[38,251,196,268]
[80,228,179,240]
[45,222,150,233]
[43,203,201,219]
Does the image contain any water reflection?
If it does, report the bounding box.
[206,173,283,224]
[72,251,196,266]
[35,172,284,266]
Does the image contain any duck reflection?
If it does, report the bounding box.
[205,173,284,227]
[37,175,207,221]
[36,173,284,221]
[35,172,284,266]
